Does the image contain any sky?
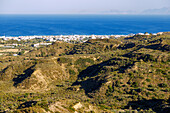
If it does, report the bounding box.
[0,0,170,14]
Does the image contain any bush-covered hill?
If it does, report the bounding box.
[0,33,169,113]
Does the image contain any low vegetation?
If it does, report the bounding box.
[0,33,170,113]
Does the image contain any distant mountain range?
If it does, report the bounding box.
[85,7,170,15]
[141,7,170,15]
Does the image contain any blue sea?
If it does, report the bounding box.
[0,15,170,36]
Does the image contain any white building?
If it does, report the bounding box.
[137,33,144,35]
[157,32,163,35]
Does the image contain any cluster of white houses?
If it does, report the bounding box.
[0,32,164,43]
[0,35,124,42]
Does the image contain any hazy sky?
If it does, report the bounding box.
[0,0,170,14]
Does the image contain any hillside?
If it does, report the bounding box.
[0,33,170,113]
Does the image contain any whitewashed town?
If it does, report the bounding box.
[0,34,130,43]
[0,32,163,43]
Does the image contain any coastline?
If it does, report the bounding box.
[0,32,164,43]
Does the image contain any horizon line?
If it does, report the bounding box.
[0,13,170,15]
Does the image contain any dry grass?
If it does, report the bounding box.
[0,49,19,52]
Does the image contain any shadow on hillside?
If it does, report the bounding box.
[0,66,9,80]
[72,57,135,96]
[72,59,113,96]
[13,65,35,86]
[145,44,170,51]
[72,58,123,82]
[118,43,136,50]
[17,101,37,109]
[125,99,170,113]
[122,45,144,56]
[124,37,134,40]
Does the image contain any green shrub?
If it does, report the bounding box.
[148,85,152,87]
[106,85,114,96]
[69,69,76,75]
[142,82,146,85]
[158,83,167,88]
[131,82,139,88]
[37,101,49,111]
[99,104,110,110]
[115,81,120,87]
[156,69,166,74]
[146,79,151,82]
[68,106,75,112]
[139,76,144,79]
